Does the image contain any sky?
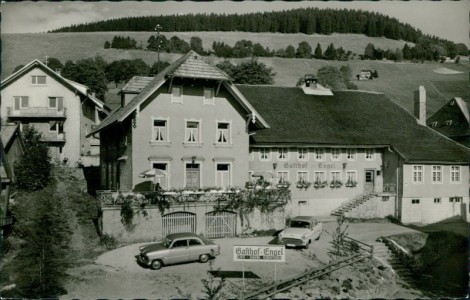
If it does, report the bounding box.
[1,1,469,45]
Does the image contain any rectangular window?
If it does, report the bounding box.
[32,75,46,85]
[49,97,57,108]
[297,171,308,183]
[450,166,461,183]
[203,88,214,105]
[412,165,423,183]
[153,119,168,142]
[314,148,324,161]
[450,197,462,203]
[185,121,200,143]
[298,148,308,160]
[411,199,420,204]
[432,166,442,183]
[434,198,441,204]
[278,148,289,160]
[277,171,289,183]
[346,171,357,181]
[216,122,230,144]
[346,149,356,160]
[216,163,231,188]
[14,96,29,109]
[171,86,183,103]
[260,148,271,161]
[365,149,375,160]
[49,121,58,132]
[331,148,341,161]
[314,171,326,182]
[331,171,341,181]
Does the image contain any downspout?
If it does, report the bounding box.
[396,155,400,219]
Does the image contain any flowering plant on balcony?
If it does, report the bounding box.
[313,179,328,189]
[345,179,358,188]
[296,180,311,189]
[276,181,291,189]
[330,179,343,189]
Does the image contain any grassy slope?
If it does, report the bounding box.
[2,32,469,116]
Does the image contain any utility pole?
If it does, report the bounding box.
[45,56,49,66]
[155,24,162,74]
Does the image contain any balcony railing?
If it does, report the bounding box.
[41,132,66,143]
[0,216,14,227]
[7,107,67,118]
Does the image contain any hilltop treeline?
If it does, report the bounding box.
[51,8,421,42]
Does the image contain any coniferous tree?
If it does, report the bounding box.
[104,41,111,49]
[314,43,323,59]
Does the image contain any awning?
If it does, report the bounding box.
[212,157,235,162]
[148,155,173,161]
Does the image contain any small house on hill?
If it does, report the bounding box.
[356,69,373,80]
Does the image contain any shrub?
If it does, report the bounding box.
[100,233,118,250]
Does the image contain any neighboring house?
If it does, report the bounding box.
[1,124,24,227]
[427,96,470,148]
[356,69,373,80]
[93,51,469,228]
[0,59,111,166]
[89,50,268,191]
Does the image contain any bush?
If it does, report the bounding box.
[100,233,118,250]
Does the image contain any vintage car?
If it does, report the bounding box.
[277,216,323,249]
[137,232,220,270]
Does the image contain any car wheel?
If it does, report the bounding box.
[151,259,163,270]
[199,254,210,263]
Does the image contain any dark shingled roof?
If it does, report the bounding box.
[120,76,155,94]
[236,85,470,164]
[427,97,470,139]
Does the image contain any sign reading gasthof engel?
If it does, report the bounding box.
[233,245,286,262]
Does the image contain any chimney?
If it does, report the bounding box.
[55,69,61,75]
[414,85,426,125]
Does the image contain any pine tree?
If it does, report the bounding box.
[314,43,323,59]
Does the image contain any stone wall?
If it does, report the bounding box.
[345,195,396,219]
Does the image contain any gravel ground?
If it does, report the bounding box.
[64,221,421,299]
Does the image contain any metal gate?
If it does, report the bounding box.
[205,210,237,239]
[162,212,196,235]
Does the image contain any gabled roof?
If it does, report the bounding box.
[119,76,155,94]
[1,59,110,112]
[427,97,470,139]
[89,51,267,136]
[237,85,469,164]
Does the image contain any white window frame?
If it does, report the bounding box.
[31,75,46,85]
[184,119,202,144]
[314,148,325,161]
[450,166,461,183]
[171,85,183,104]
[314,171,326,182]
[365,149,375,161]
[297,171,309,183]
[411,199,420,204]
[412,165,424,183]
[151,117,170,144]
[434,198,441,204]
[215,162,232,188]
[150,160,171,189]
[277,148,289,161]
[431,165,442,184]
[259,148,271,161]
[203,87,215,105]
[49,97,57,108]
[331,148,342,161]
[298,148,309,161]
[430,121,438,128]
[450,197,462,203]
[215,120,231,145]
[346,170,357,181]
[277,171,289,183]
[330,170,342,181]
[14,96,29,109]
[183,160,203,189]
[346,149,356,161]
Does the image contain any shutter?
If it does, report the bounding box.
[58,97,63,111]
[14,97,20,110]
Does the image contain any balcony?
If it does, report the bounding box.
[41,132,66,143]
[7,107,66,119]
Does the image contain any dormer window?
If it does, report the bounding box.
[445,120,452,126]
[171,86,183,103]
[430,121,438,128]
[32,75,46,85]
[204,88,214,105]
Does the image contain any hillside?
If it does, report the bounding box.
[1,32,468,117]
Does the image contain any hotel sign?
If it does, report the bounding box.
[233,245,286,262]
[283,162,337,169]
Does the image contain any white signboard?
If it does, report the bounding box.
[233,245,285,262]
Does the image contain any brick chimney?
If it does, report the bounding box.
[414,86,426,125]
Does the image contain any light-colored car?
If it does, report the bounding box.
[137,232,221,270]
[277,216,323,249]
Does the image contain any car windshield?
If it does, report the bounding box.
[163,237,172,248]
[290,221,310,228]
